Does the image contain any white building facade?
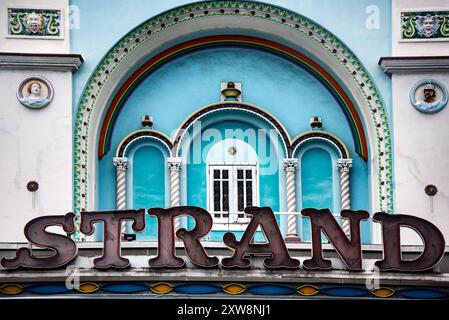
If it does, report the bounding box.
[1,0,449,299]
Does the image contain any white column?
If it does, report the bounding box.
[113,157,129,235]
[283,158,300,241]
[337,158,352,238]
[168,157,182,232]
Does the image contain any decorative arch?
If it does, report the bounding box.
[291,131,350,159]
[74,0,393,239]
[116,130,173,158]
[172,102,292,158]
[97,35,368,160]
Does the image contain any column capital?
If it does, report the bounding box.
[283,158,298,172]
[337,158,353,172]
[113,157,129,172]
[167,157,182,171]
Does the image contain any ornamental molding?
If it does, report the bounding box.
[0,53,83,72]
[7,8,64,39]
[379,56,449,74]
[401,11,449,41]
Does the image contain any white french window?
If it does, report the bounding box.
[207,163,259,229]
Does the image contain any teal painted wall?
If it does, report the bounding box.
[77,0,381,242]
[96,46,370,241]
[185,120,280,242]
[132,145,166,240]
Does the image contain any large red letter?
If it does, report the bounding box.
[80,209,145,269]
[373,212,445,272]
[302,208,369,271]
[1,213,77,269]
[148,206,218,268]
[222,207,300,269]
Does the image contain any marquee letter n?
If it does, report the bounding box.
[301,208,369,271]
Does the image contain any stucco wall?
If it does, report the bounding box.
[391,0,449,244]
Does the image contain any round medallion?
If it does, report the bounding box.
[410,79,448,114]
[425,184,438,196]
[26,181,39,192]
[17,76,54,109]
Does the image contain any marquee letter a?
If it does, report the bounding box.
[222,206,300,269]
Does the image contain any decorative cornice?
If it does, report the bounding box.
[0,52,83,72]
[379,56,449,74]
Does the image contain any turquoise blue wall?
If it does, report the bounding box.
[97,46,370,241]
[131,145,166,240]
[74,0,388,242]
[300,148,334,242]
[185,120,280,242]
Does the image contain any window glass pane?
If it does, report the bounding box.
[246,170,252,179]
[238,180,244,211]
[213,181,221,211]
[222,181,229,212]
[222,170,229,179]
[213,170,220,179]
[237,169,243,179]
[246,181,253,206]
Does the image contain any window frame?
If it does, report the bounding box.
[206,162,259,230]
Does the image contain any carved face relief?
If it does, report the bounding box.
[30,82,41,96]
[17,77,54,109]
[26,13,42,34]
[410,80,448,114]
[423,89,436,103]
[417,14,439,37]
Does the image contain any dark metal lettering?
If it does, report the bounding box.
[373,212,445,272]
[80,209,145,269]
[302,209,369,270]
[148,206,218,268]
[1,213,77,269]
[222,206,300,269]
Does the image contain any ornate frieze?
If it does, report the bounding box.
[7,8,63,39]
[401,11,449,40]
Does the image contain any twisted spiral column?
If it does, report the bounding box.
[283,158,300,241]
[113,157,129,236]
[168,158,182,233]
[338,159,352,238]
